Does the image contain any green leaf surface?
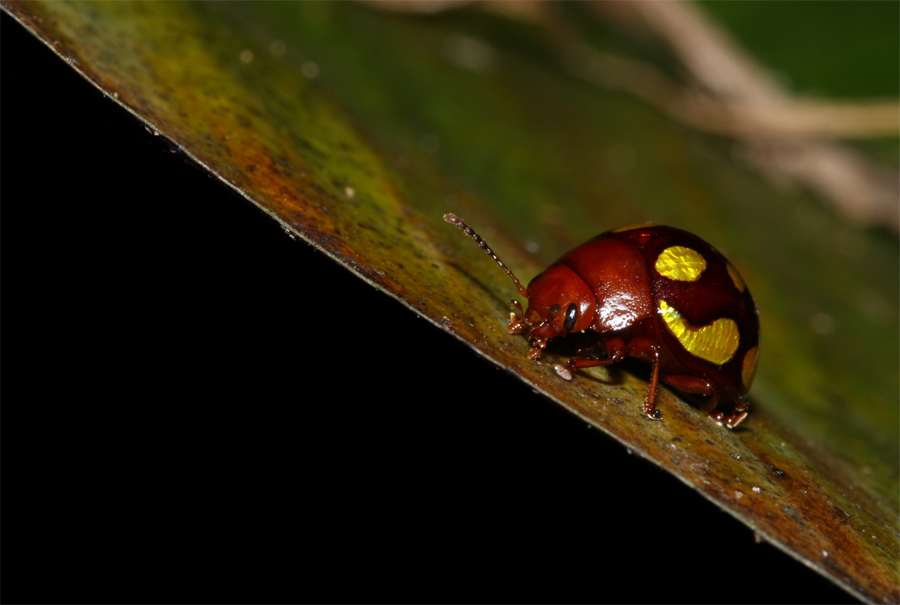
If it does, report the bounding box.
[5,1,897,601]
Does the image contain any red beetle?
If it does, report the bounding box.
[444,214,759,428]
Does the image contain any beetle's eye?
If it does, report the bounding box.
[563,303,578,332]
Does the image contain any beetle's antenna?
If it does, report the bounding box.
[444,213,529,298]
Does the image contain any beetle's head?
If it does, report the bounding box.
[515,264,595,354]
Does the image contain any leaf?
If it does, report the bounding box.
[4,1,897,601]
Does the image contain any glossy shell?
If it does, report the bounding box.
[443,213,759,426]
[530,225,759,401]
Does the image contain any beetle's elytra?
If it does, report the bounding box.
[444,214,759,428]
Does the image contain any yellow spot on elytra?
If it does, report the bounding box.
[655,246,707,282]
[658,299,739,365]
[742,345,759,389]
[727,262,746,293]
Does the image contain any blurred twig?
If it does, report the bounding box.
[365,0,900,232]
[588,1,899,231]
[567,49,899,139]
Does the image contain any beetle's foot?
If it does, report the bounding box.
[643,409,663,421]
[555,357,581,380]
[728,412,749,429]
[527,339,547,360]
[554,364,573,380]
[709,399,750,429]
[508,314,527,335]
[707,410,747,428]
[642,402,663,421]
[508,300,529,335]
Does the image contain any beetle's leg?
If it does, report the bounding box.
[554,338,626,380]
[661,375,717,397]
[659,375,749,429]
[660,374,717,419]
[642,350,662,419]
[573,340,605,358]
[700,393,721,415]
[616,337,663,420]
[553,356,617,380]
[510,299,524,319]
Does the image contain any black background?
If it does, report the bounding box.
[2,11,855,604]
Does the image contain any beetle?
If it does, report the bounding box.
[444,214,759,428]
